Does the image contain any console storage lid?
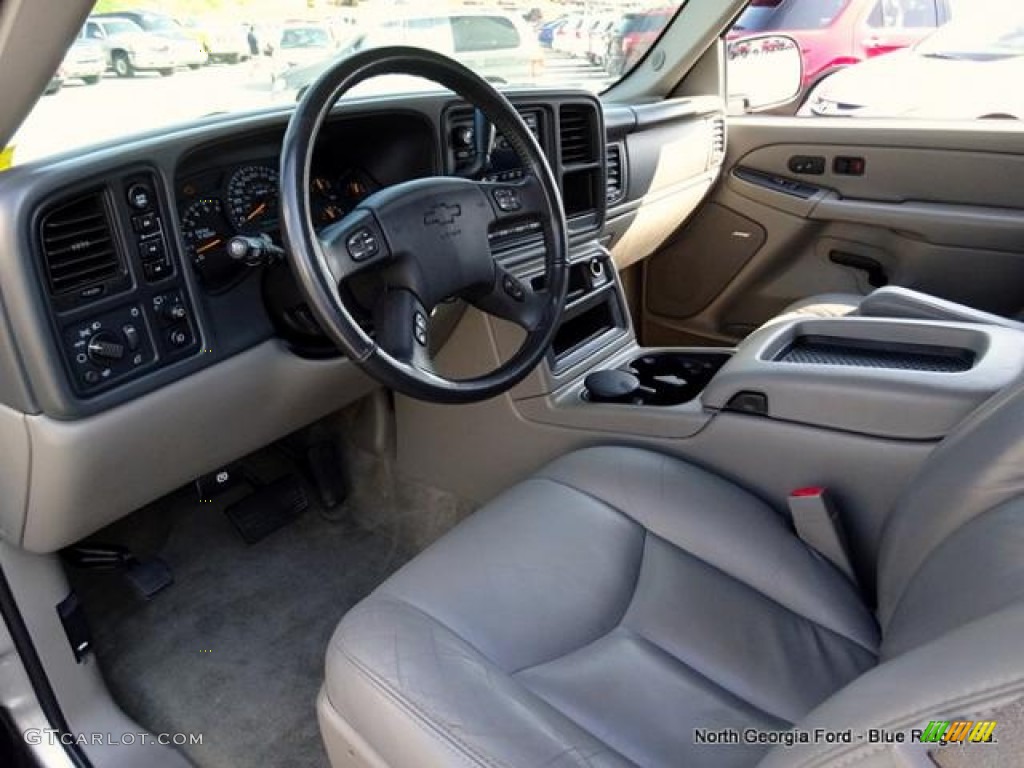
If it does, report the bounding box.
[702,317,1024,440]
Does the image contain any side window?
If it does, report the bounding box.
[727,0,1024,121]
[86,23,104,40]
[452,16,521,53]
[868,0,938,29]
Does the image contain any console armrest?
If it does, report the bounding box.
[858,286,1023,330]
[703,317,1024,440]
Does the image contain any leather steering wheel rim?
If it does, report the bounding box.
[280,46,569,404]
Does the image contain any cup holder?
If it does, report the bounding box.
[626,351,731,406]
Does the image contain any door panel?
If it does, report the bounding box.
[642,118,1024,345]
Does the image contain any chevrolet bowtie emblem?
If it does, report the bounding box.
[424,203,462,226]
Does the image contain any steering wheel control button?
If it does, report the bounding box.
[414,312,428,346]
[346,228,379,262]
[127,183,153,211]
[492,188,521,212]
[502,274,526,302]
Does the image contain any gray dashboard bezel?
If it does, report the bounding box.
[0,88,605,421]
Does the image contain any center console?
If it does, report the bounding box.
[701,316,1024,440]
[513,273,1024,443]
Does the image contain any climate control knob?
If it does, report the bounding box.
[162,303,188,323]
[87,331,125,363]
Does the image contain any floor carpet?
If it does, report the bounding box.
[70,456,414,768]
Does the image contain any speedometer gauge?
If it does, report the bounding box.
[181,198,243,290]
[226,164,279,231]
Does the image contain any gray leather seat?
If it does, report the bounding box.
[320,385,1024,767]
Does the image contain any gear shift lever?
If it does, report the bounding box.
[584,369,642,403]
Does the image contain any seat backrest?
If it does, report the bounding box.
[876,378,1024,655]
[759,381,1024,767]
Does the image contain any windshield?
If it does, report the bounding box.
[8,0,685,167]
[916,19,1024,60]
[734,0,851,32]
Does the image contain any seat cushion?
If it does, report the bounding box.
[322,447,879,768]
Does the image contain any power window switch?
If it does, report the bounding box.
[788,155,826,175]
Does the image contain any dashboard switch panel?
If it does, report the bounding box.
[43,168,204,399]
[63,304,155,393]
[150,289,198,358]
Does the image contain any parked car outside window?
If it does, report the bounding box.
[801,14,1024,118]
[728,0,951,106]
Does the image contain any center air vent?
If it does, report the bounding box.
[40,190,121,296]
[559,105,597,166]
[606,142,627,205]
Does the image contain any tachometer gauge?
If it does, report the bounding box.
[180,198,243,290]
[226,164,279,231]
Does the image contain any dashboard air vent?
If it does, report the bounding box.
[40,191,120,295]
[559,105,597,166]
[605,143,626,205]
[711,117,726,164]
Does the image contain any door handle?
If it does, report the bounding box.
[829,251,889,288]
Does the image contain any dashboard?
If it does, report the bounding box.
[0,88,726,553]
[1,95,613,420]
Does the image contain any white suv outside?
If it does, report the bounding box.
[277,10,543,93]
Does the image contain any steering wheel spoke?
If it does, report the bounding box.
[317,209,391,283]
[373,289,434,371]
[470,265,547,332]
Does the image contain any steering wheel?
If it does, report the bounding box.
[280,47,569,404]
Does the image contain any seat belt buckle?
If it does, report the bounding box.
[788,487,858,585]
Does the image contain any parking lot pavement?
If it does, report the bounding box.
[11,52,612,165]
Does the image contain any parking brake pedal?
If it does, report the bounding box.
[62,544,174,601]
[224,475,309,544]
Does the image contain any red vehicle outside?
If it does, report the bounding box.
[605,7,677,77]
[729,0,952,97]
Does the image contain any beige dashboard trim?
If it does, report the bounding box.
[1,340,375,554]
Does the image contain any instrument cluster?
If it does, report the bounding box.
[178,160,378,291]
